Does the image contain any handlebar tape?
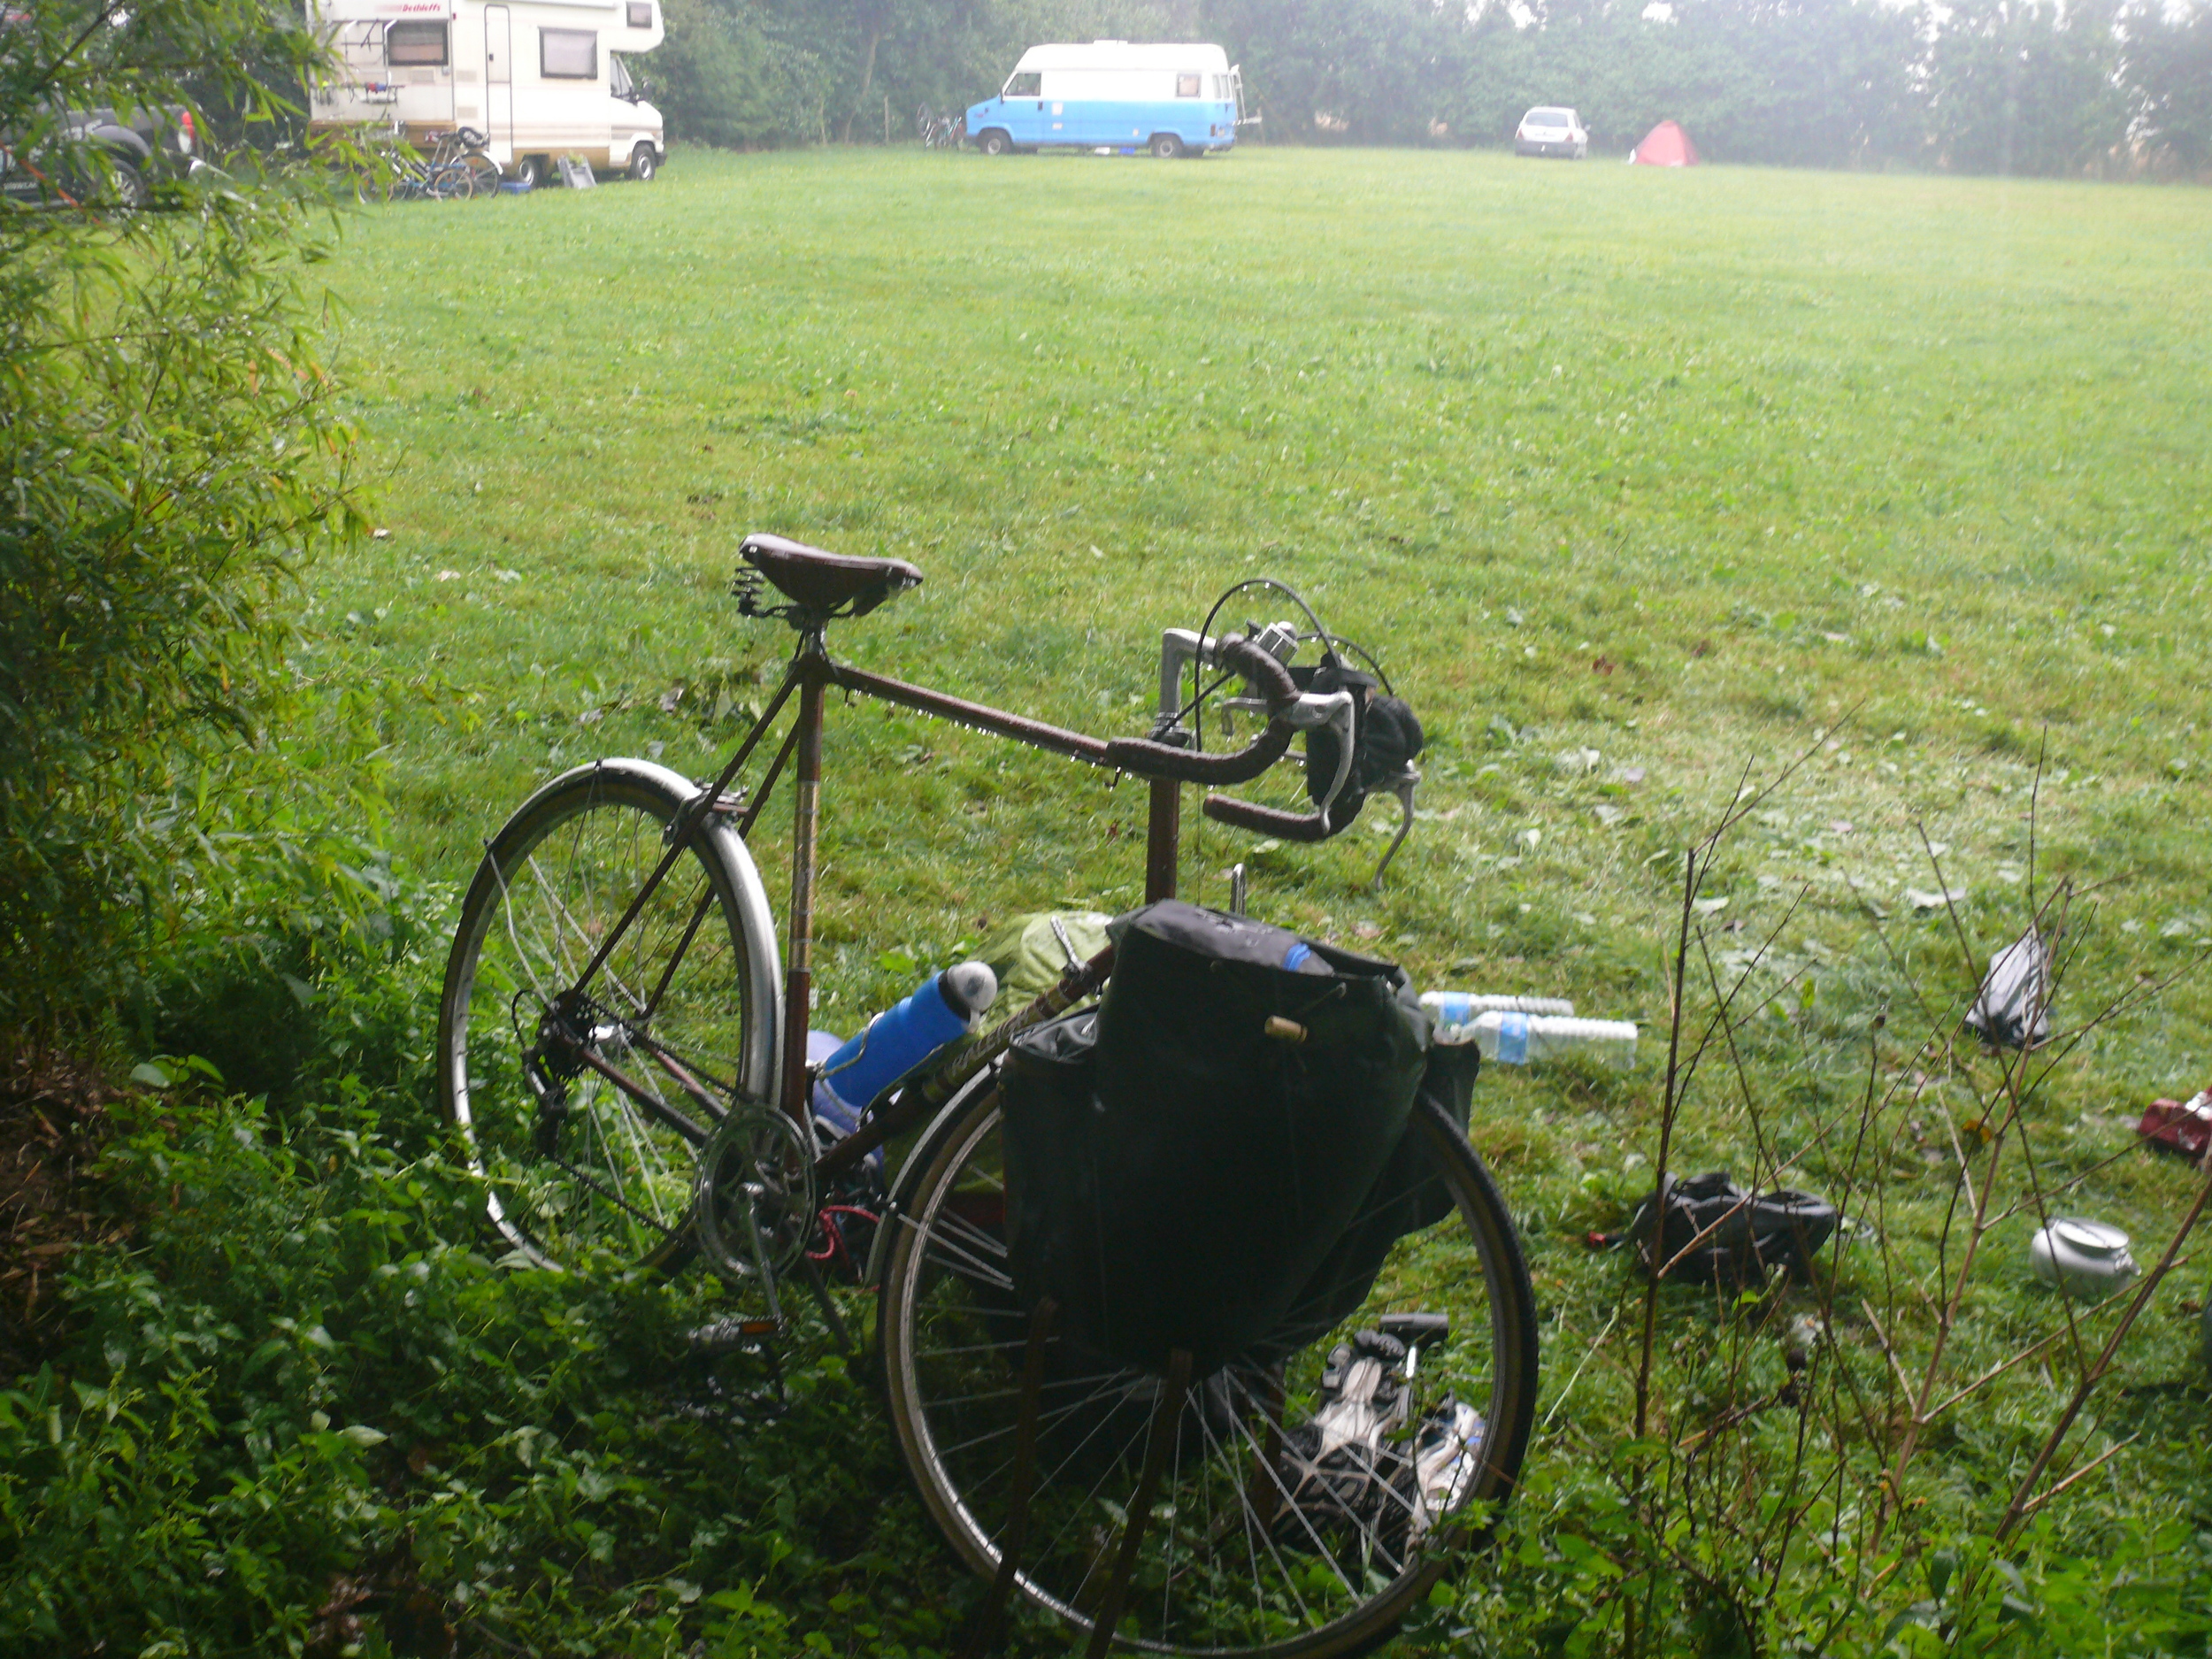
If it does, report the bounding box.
[1103,724,1293,784]
[1100,637,1299,784]
[1201,794,1335,842]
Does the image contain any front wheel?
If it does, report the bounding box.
[463,153,503,197]
[978,128,1012,157]
[1149,132,1183,159]
[627,144,658,182]
[435,759,781,1272]
[878,1084,1540,1655]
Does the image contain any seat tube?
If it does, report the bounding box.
[1144,778,1179,902]
[781,662,826,1123]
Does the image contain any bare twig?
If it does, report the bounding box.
[1634,845,1702,1443]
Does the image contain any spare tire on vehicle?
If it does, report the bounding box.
[999,900,1432,1378]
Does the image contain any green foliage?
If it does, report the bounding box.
[2131,1,2212,173]
[0,1088,972,1656]
[649,0,2203,175]
[1925,0,2131,179]
[0,2,365,1048]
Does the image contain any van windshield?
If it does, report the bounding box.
[610,53,634,97]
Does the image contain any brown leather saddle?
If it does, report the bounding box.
[739,532,922,620]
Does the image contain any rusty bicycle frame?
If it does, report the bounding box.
[535,534,1365,1217]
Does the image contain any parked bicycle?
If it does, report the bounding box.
[436,534,1538,1655]
[363,122,501,202]
[918,103,965,150]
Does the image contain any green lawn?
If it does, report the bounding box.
[312,143,2212,1647]
[324,142,2210,1074]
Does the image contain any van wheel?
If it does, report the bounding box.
[514,154,548,189]
[979,128,1011,157]
[1149,133,1182,159]
[628,145,657,182]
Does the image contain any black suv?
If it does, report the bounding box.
[1,101,199,209]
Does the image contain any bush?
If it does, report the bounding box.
[0,1090,967,1657]
[0,1,365,1056]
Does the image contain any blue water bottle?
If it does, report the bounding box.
[811,962,999,1138]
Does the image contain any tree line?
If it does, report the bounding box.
[651,0,2212,176]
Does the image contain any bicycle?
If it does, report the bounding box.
[435,533,1539,1655]
[365,123,500,202]
[918,103,964,150]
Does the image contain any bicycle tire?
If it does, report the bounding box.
[877,1079,1539,1655]
[462,152,502,198]
[436,758,781,1272]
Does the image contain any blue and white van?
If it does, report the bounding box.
[965,41,1246,158]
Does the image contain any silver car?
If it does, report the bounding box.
[1515,106,1587,159]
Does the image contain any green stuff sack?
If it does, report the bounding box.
[976,910,1112,1007]
[1000,900,1431,1379]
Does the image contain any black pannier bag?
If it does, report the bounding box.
[999,901,1432,1378]
[1260,1041,1479,1362]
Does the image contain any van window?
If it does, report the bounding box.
[626,1,652,26]
[1004,71,1041,97]
[1212,74,1229,99]
[386,20,448,66]
[541,28,596,79]
[1176,73,1200,97]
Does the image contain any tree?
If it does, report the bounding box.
[2127,0,2212,173]
[1926,0,2131,175]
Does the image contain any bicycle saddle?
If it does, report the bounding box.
[739,533,922,619]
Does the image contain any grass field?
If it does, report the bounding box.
[312,143,2212,1646]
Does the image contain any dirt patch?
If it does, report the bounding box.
[0,1056,127,1375]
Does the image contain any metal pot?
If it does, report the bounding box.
[2028,1217,2136,1299]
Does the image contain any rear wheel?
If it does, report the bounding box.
[879,1084,1539,1655]
[1149,132,1183,159]
[979,128,1012,157]
[436,760,780,1272]
[463,153,503,197]
[514,153,548,189]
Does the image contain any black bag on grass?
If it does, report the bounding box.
[1000,901,1431,1378]
[1625,1171,1838,1286]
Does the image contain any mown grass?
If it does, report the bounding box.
[305,143,2212,1646]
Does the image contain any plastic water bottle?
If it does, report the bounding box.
[1420,992,1577,1033]
[1435,1009,1638,1070]
[813,962,999,1123]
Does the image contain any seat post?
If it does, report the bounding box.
[780,652,828,1125]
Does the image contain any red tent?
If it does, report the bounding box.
[1630,121,1700,166]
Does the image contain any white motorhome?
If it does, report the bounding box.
[306,0,666,185]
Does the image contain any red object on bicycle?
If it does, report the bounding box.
[2138,1090,2212,1160]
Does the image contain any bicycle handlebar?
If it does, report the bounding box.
[1200,793,1334,842]
[1099,637,1302,785]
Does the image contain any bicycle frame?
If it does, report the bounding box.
[550,620,1261,1188]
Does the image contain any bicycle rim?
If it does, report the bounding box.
[438,762,779,1271]
[879,1090,1538,1656]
